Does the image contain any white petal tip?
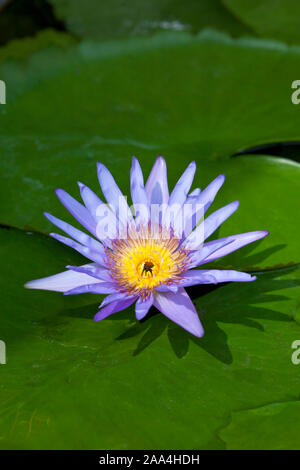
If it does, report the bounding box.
[230,200,240,211]
[187,322,204,337]
[156,155,166,165]
[194,328,205,338]
[24,280,39,290]
[252,230,269,240]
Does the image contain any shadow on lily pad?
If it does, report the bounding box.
[65,242,297,364]
[206,238,286,272]
[114,265,299,364]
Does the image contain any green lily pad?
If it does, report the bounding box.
[50,0,250,40]
[224,0,300,44]
[0,135,299,270]
[1,31,300,269]
[0,227,300,449]
[0,29,76,65]
[219,401,300,449]
[2,30,300,146]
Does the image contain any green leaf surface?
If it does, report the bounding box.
[0,29,76,66]
[223,0,300,44]
[2,30,300,145]
[0,227,300,449]
[219,401,300,449]
[0,31,300,269]
[50,0,249,40]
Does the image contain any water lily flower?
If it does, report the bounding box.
[25,157,268,337]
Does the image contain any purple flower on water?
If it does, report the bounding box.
[25,157,268,337]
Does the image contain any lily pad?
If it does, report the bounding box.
[224,0,300,44]
[0,227,300,449]
[0,29,75,65]
[2,30,300,146]
[0,31,300,269]
[219,401,300,449]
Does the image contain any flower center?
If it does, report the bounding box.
[105,225,190,299]
[138,260,156,278]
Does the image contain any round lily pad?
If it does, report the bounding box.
[0,31,299,269]
[0,228,299,449]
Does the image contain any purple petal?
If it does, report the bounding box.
[130,157,150,226]
[25,264,99,292]
[66,264,112,282]
[183,175,225,237]
[153,288,204,337]
[184,188,201,223]
[183,200,239,250]
[197,174,225,212]
[100,292,136,308]
[145,156,169,205]
[78,182,103,219]
[164,161,196,233]
[55,188,97,237]
[178,271,217,285]
[97,162,134,228]
[135,293,154,320]
[64,282,117,295]
[190,230,269,267]
[78,182,117,246]
[168,161,196,207]
[189,237,234,267]
[179,269,256,287]
[94,296,136,321]
[203,200,239,240]
[44,212,103,253]
[188,188,201,198]
[50,232,106,266]
[155,284,179,293]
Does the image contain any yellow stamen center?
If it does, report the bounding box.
[105,225,189,299]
